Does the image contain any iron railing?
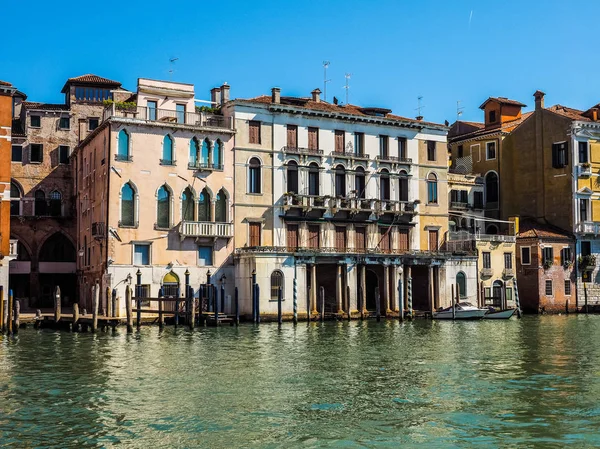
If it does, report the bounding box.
[282,146,324,155]
[103,105,233,130]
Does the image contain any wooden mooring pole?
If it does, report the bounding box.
[375,286,381,322]
[256,284,260,324]
[54,285,61,323]
[0,285,4,333]
[399,278,404,322]
[125,286,133,333]
[73,303,80,332]
[347,285,351,322]
[584,283,589,314]
[234,287,239,326]
[320,286,325,323]
[158,287,164,328]
[277,286,283,326]
[7,289,13,335]
[92,284,99,333]
[451,284,456,320]
[359,286,364,320]
[13,300,20,332]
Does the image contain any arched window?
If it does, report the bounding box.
[121,183,135,226]
[427,173,438,204]
[286,160,299,193]
[456,272,466,298]
[189,137,199,167]
[213,139,223,169]
[335,165,346,197]
[308,162,320,196]
[201,138,210,166]
[162,135,173,164]
[485,172,499,204]
[182,187,195,222]
[35,190,46,216]
[270,270,284,300]
[399,170,409,202]
[215,189,227,222]
[157,185,171,229]
[117,129,130,160]
[486,224,498,235]
[40,233,76,262]
[248,157,261,193]
[10,181,21,216]
[198,188,211,221]
[355,166,365,199]
[49,190,62,216]
[380,169,390,200]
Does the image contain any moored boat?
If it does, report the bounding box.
[432,302,488,320]
[483,308,517,320]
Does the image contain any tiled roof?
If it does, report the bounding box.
[233,95,447,129]
[448,112,533,142]
[11,118,25,136]
[479,97,527,109]
[0,80,12,86]
[22,101,68,111]
[517,218,573,240]
[547,104,588,121]
[61,74,121,93]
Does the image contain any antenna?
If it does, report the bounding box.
[415,95,425,118]
[323,61,331,102]
[343,73,352,105]
[169,57,179,80]
[457,100,464,121]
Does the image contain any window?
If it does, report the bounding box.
[582,241,592,257]
[579,141,589,164]
[398,137,407,159]
[486,141,496,160]
[116,129,130,160]
[355,132,364,155]
[182,187,195,222]
[545,280,553,296]
[75,87,113,102]
[249,121,261,144]
[552,142,568,168]
[335,226,347,250]
[506,287,513,303]
[30,144,43,163]
[134,244,150,265]
[457,145,463,158]
[201,138,210,165]
[428,230,438,251]
[49,190,62,216]
[287,224,299,250]
[161,135,174,164]
[213,139,223,169]
[335,165,346,197]
[156,185,171,229]
[504,252,513,269]
[249,222,261,247]
[335,130,345,153]
[248,157,262,193]
[308,127,319,150]
[580,198,589,222]
[543,247,554,266]
[561,247,572,266]
[521,247,531,265]
[147,101,157,121]
[473,191,484,209]
[30,115,40,128]
[198,246,213,266]
[565,280,571,296]
[121,183,135,226]
[59,116,70,130]
[356,227,367,251]
[287,124,298,148]
[270,271,284,300]
[215,189,227,222]
[34,190,46,216]
[380,170,390,200]
[483,252,491,269]
[11,145,22,162]
[427,140,436,161]
[398,229,409,251]
[379,135,389,158]
[456,272,466,297]
[355,167,365,198]
[10,182,21,216]
[399,171,409,201]
[198,188,210,221]
[427,173,438,204]
[287,161,299,193]
[488,110,497,123]
[88,118,99,131]
[308,225,320,248]
[308,163,320,195]
[485,172,499,203]
[189,137,199,166]
[58,145,69,164]
[176,104,185,124]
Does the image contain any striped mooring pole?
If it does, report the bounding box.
[408,276,413,319]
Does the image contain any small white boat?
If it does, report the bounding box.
[483,308,517,320]
[433,302,488,320]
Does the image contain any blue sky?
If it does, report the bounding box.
[2,0,597,124]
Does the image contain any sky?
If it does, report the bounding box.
[2,0,598,124]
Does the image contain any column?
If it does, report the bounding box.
[210,200,216,222]
[383,265,391,314]
[361,264,367,314]
[391,265,398,312]
[428,265,434,314]
[311,264,318,313]
[336,264,343,314]
[348,264,358,314]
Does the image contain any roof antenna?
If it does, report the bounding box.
[343,73,352,105]
[323,61,331,102]
[415,95,425,119]
[169,57,179,80]
[457,100,464,121]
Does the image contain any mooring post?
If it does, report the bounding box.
[293,276,298,325]
[174,286,181,328]
[136,291,142,331]
[0,285,4,333]
[189,286,195,330]
[73,303,80,332]
[320,286,325,323]
[277,286,283,326]
[584,283,589,314]
[105,287,111,318]
[398,278,404,322]
[566,299,570,314]
[256,284,261,324]
[513,278,522,318]
[54,285,61,323]
[234,287,240,326]
[111,289,117,318]
[408,276,413,319]
[307,286,311,323]
[13,300,20,332]
[359,286,364,320]
[158,286,164,328]
[34,309,42,330]
[251,269,257,323]
[451,284,456,320]
[375,286,381,322]
[7,289,13,335]
[220,283,225,317]
[125,286,133,333]
[214,284,219,325]
[347,285,351,321]
[92,283,99,333]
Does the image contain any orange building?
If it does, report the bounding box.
[0,81,17,291]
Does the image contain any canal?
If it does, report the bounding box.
[1,316,599,448]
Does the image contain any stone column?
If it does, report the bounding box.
[336,264,343,314]
[428,265,434,314]
[383,265,391,314]
[391,265,398,312]
[210,200,216,222]
[348,264,358,313]
[311,264,318,314]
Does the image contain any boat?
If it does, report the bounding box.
[483,308,518,320]
[432,302,489,320]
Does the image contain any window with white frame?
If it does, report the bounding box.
[545,279,553,296]
[580,198,589,222]
[198,246,213,266]
[564,280,571,296]
[133,243,150,265]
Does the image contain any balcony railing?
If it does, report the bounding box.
[115,154,133,162]
[481,267,493,277]
[503,268,515,278]
[179,221,233,238]
[187,161,224,171]
[578,164,592,177]
[91,222,106,240]
[450,201,469,210]
[235,246,460,257]
[282,146,324,155]
[575,221,600,235]
[103,105,233,130]
[283,194,418,215]
[448,231,515,243]
[375,155,412,164]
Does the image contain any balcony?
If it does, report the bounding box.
[378,200,418,215]
[179,221,233,239]
[481,267,493,277]
[578,163,592,177]
[503,268,515,278]
[9,239,18,258]
[282,146,323,156]
[91,222,106,240]
[283,194,417,217]
[283,194,328,210]
[575,221,600,235]
[578,254,597,271]
[187,161,224,171]
[448,231,516,243]
[450,201,469,210]
[102,104,234,130]
[375,155,413,164]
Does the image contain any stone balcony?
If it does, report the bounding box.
[448,231,516,243]
[179,221,233,240]
[283,194,418,217]
[575,221,600,235]
[481,267,493,277]
[503,268,515,278]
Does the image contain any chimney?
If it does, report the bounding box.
[210,87,222,107]
[311,88,321,103]
[593,108,599,121]
[271,87,280,104]
[416,116,423,121]
[534,90,545,110]
[220,83,230,104]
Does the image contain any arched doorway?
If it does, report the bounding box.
[162,271,180,297]
[38,233,76,308]
[491,280,503,308]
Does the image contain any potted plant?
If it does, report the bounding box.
[543,259,554,270]
[563,259,574,270]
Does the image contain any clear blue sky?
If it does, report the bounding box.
[2,0,597,124]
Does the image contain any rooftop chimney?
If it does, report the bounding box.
[311,88,321,103]
[211,87,222,107]
[220,83,230,104]
[533,90,545,110]
[593,108,599,121]
[416,116,423,121]
[271,87,280,104]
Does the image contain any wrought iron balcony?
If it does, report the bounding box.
[282,146,324,155]
[179,221,233,239]
[159,159,176,166]
[103,105,234,130]
[448,231,515,243]
[91,222,106,240]
[187,161,224,171]
[450,201,469,210]
[115,154,133,162]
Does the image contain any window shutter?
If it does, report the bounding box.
[250,223,261,247]
[356,227,366,250]
[287,224,298,249]
[287,125,298,148]
[335,130,344,153]
[308,127,318,150]
[398,229,409,251]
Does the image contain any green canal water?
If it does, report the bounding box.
[1,316,600,448]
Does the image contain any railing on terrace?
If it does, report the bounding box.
[235,246,465,256]
[179,221,233,238]
[575,221,600,235]
[450,201,469,210]
[448,231,516,243]
[283,193,417,214]
[375,155,412,164]
[187,161,224,171]
[282,146,324,155]
[103,104,233,130]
